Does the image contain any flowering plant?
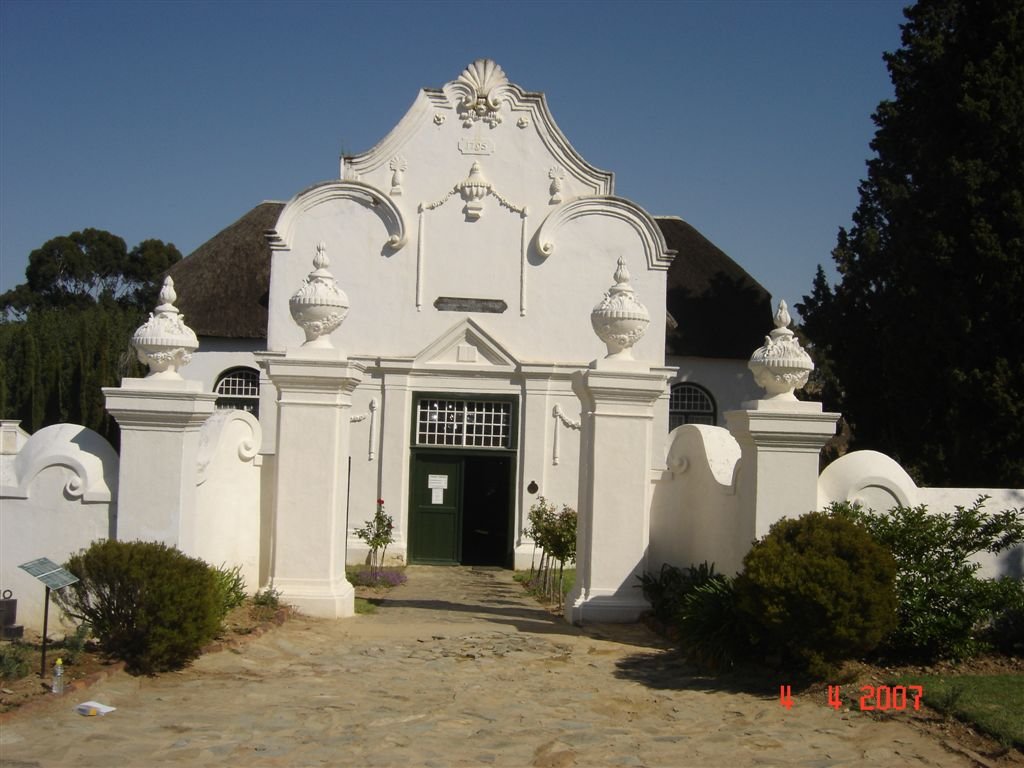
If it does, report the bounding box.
[354,498,395,580]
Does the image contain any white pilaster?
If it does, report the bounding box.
[104,379,217,548]
[565,366,667,624]
[726,400,839,540]
[260,350,363,618]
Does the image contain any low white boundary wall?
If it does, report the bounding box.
[0,422,118,633]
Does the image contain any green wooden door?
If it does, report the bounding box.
[409,454,462,564]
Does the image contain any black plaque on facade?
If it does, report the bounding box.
[434,297,507,313]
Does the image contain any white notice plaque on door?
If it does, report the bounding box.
[427,474,448,490]
[431,488,444,505]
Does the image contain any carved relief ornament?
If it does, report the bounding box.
[449,59,509,128]
[131,277,199,378]
[590,258,650,360]
[748,300,814,399]
[288,242,350,348]
[389,156,408,196]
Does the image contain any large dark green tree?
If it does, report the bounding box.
[0,230,181,446]
[1,229,180,318]
[799,0,1024,488]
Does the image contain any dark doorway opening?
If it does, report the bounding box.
[408,452,513,567]
[461,454,512,566]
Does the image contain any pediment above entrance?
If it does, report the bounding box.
[414,318,519,371]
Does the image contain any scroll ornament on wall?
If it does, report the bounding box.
[349,398,379,461]
[552,404,581,466]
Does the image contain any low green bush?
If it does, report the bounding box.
[56,540,224,674]
[212,563,247,615]
[0,642,31,681]
[251,585,283,621]
[676,576,753,670]
[985,578,1024,657]
[735,511,898,675]
[637,561,719,625]
[835,497,1024,661]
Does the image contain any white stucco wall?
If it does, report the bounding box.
[819,450,1024,579]
[254,62,675,569]
[184,337,264,394]
[666,356,761,417]
[0,423,118,633]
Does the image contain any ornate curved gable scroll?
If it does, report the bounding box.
[534,196,675,271]
[268,180,408,253]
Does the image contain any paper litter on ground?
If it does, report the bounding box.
[75,701,116,716]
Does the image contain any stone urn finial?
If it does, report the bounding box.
[289,241,350,348]
[748,300,814,400]
[131,276,199,379]
[590,257,650,360]
[458,161,491,220]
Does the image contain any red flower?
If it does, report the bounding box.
[377,498,385,505]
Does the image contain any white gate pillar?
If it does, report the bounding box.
[258,241,360,618]
[727,300,839,542]
[726,403,838,541]
[565,257,667,623]
[104,277,216,549]
[566,368,667,624]
[259,351,362,619]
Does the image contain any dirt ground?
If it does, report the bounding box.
[2,573,1022,767]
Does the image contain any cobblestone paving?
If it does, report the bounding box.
[0,567,970,767]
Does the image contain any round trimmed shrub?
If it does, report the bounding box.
[735,512,898,674]
[57,540,224,674]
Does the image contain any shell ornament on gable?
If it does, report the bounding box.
[450,59,509,127]
[289,242,350,348]
[748,300,814,399]
[591,258,650,360]
[131,276,199,378]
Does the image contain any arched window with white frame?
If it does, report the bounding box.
[669,382,716,429]
[214,367,260,417]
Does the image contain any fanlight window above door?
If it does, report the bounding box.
[416,399,512,448]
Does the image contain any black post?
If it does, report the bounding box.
[39,585,50,679]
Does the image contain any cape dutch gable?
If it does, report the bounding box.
[167,60,773,570]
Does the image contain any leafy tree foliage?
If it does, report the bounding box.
[833,497,1024,661]
[798,0,1024,486]
[1,229,181,318]
[0,230,180,445]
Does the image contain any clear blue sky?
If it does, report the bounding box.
[0,0,906,317]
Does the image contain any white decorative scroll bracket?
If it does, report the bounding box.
[552,403,581,466]
[349,398,379,461]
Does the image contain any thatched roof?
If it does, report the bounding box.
[166,202,283,338]
[658,216,773,359]
[168,204,772,358]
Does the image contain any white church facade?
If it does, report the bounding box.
[167,60,771,573]
[16,61,1010,631]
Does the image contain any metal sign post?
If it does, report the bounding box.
[18,558,79,679]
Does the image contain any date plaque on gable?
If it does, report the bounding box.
[434,297,507,313]
[458,137,495,156]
